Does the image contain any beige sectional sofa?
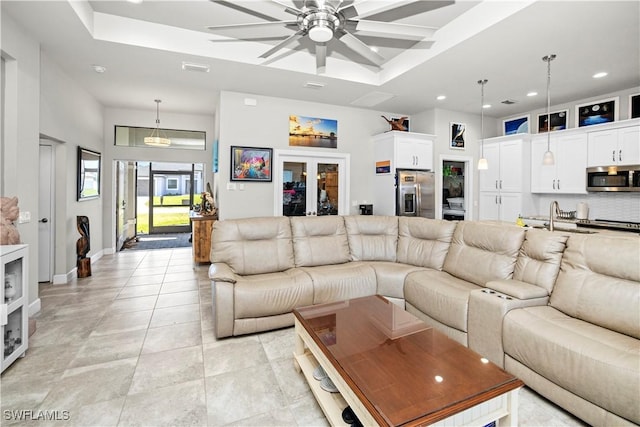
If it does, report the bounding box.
[208,215,640,426]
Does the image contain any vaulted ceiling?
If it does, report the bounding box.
[3,1,639,117]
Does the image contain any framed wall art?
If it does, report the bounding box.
[630,93,640,119]
[230,146,272,182]
[449,122,465,150]
[537,109,568,133]
[503,115,530,135]
[575,97,618,127]
[289,115,338,148]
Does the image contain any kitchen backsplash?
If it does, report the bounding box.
[533,193,640,223]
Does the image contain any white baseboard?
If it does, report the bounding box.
[29,298,42,316]
[52,250,105,285]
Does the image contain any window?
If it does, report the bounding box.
[167,178,178,191]
[114,126,206,150]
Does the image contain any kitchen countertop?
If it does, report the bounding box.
[486,218,639,237]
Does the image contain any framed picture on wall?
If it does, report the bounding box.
[503,115,530,135]
[575,97,618,127]
[537,109,568,133]
[289,115,338,148]
[630,93,640,119]
[230,146,272,182]
[77,147,101,201]
[449,122,465,150]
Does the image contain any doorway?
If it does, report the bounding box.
[274,150,350,217]
[38,143,54,282]
[438,154,474,221]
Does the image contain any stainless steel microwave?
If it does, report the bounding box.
[586,165,640,192]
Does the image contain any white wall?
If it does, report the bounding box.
[40,53,104,275]
[1,13,40,308]
[411,108,498,219]
[217,91,406,219]
[102,107,214,251]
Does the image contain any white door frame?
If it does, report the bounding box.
[438,154,475,221]
[38,142,55,282]
[273,149,350,216]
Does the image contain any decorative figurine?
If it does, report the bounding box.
[381,116,409,132]
[0,196,21,245]
[76,216,91,278]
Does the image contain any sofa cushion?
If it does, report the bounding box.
[234,269,313,319]
[300,263,377,305]
[291,216,351,267]
[550,233,640,339]
[344,215,398,262]
[443,222,525,286]
[367,261,426,299]
[504,305,640,424]
[396,217,456,269]
[514,229,568,294]
[404,270,483,332]
[210,216,294,275]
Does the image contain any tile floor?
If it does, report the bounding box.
[1,248,588,426]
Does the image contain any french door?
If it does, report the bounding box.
[274,150,350,217]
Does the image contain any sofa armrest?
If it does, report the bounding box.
[468,285,549,368]
[208,262,237,284]
[486,279,549,299]
[211,279,235,338]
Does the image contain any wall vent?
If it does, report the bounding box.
[501,99,517,105]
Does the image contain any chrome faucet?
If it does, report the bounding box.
[549,200,560,232]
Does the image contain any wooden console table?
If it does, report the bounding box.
[190,212,215,263]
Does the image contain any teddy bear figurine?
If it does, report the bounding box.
[0,196,21,245]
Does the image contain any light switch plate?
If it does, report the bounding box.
[18,211,31,223]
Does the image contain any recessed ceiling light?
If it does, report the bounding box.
[436,95,446,101]
[127,0,143,3]
[527,91,538,97]
[483,104,491,109]
[92,65,106,73]
[593,71,608,79]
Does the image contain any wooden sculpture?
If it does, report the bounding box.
[76,215,91,278]
[381,116,409,131]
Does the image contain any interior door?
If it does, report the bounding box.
[38,143,53,282]
[115,161,127,250]
[276,151,349,217]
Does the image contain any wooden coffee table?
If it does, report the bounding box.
[293,295,524,426]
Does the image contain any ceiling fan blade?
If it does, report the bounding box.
[259,30,305,58]
[210,35,292,43]
[336,30,385,66]
[316,43,327,73]
[339,1,417,20]
[210,0,281,22]
[270,0,302,16]
[351,20,437,40]
[207,20,296,31]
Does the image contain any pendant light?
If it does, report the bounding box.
[144,99,171,147]
[477,79,488,170]
[542,54,556,165]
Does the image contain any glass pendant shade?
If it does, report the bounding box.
[145,99,171,147]
[542,150,555,165]
[477,157,488,170]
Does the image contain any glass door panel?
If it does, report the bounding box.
[282,161,307,217]
[317,163,339,216]
[275,152,348,217]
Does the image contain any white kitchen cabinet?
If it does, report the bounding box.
[587,124,640,166]
[531,131,587,194]
[373,131,434,171]
[479,137,525,193]
[478,135,530,221]
[478,192,523,222]
[1,244,28,373]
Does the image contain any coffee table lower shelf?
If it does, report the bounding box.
[293,350,350,426]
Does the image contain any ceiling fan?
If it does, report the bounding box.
[207,0,453,73]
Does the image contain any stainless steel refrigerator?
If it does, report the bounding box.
[396,169,435,218]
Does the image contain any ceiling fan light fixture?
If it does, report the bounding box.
[309,23,334,43]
